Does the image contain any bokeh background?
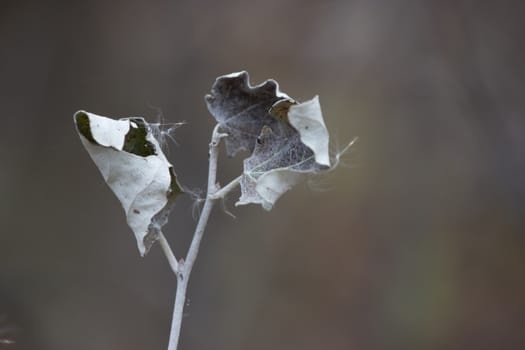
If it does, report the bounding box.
[1,1,524,349]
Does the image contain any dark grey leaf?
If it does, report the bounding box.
[205,71,291,157]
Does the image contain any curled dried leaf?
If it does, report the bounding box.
[235,97,329,210]
[74,111,183,256]
[206,72,343,210]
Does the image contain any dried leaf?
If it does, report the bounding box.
[74,111,183,256]
[205,71,291,157]
[236,96,331,210]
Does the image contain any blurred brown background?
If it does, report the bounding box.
[1,0,524,349]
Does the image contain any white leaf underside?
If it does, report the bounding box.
[288,96,330,167]
[75,111,182,256]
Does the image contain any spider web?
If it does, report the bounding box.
[238,123,324,207]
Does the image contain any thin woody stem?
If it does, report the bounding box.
[158,233,179,275]
[166,124,226,350]
[209,175,242,200]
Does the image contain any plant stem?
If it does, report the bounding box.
[166,125,227,350]
[210,175,242,200]
[158,233,179,275]
[168,274,187,350]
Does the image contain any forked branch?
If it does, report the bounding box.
[164,125,232,350]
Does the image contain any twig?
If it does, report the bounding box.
[158,233,180,275]
[210,175,242,200]
[165,124,228,350]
